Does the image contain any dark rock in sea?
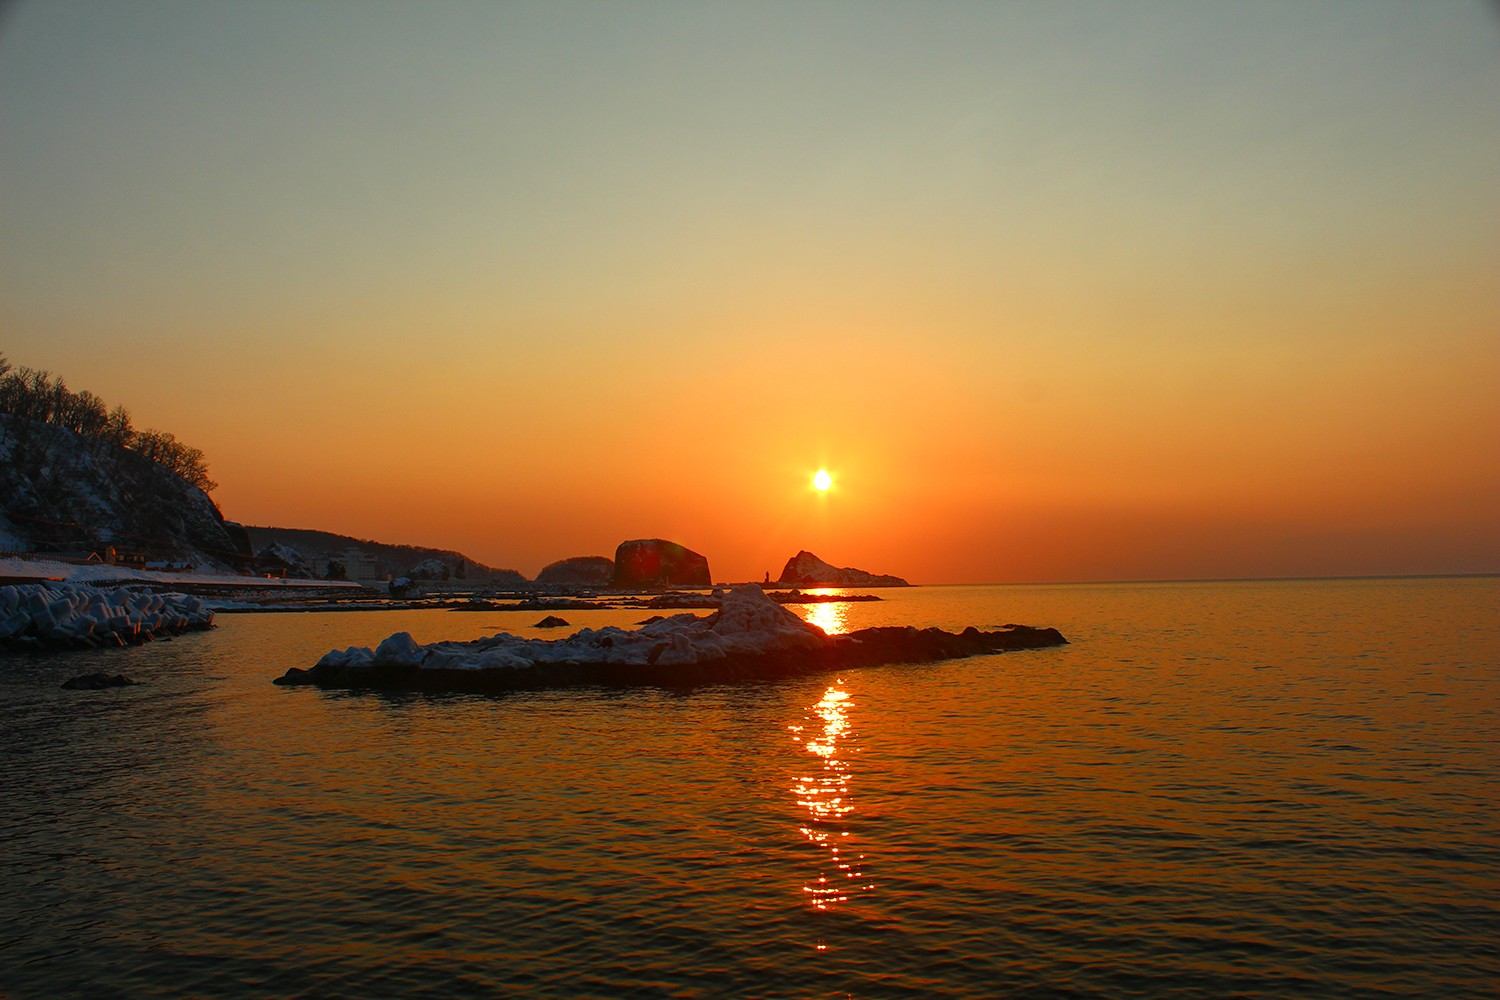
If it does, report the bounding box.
[273,622,1066,693]
[778,551,909,587]
[641,591,720,609]
[62,672,137,690]
[536,556,615,586]
[273,585,1066,695]
[534,616,570,628]
[612,539,711,588]
[509,597,600,610]
[771,591,882,604]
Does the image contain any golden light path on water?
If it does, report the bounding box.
[796,594,851,636]
[789,679,871,916]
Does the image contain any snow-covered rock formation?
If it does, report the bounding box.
[0,581,214,649]
[777,551,909,587]
[302,584,827,675]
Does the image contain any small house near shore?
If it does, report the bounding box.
[312,548,379,583]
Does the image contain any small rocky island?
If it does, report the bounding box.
[274,584,1065,693]
[777,551,910,587]
[612,538,711,587]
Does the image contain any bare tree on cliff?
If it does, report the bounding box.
[0,360,216,493]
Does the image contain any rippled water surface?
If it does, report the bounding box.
[2,578,1496,998]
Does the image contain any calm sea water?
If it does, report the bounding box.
[2,578,1496,999]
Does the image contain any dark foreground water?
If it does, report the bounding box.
[2,577,1496,999]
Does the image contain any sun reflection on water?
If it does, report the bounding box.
[789,680,871,912]
[799,598,850,636]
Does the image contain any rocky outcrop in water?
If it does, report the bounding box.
[61,672,137,690]
[777,551,909,587]
[273,584,1065,693]
[612,539,711,588]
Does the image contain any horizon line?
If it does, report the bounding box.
[912,572,1500,588]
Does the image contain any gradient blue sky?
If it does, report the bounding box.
[3,1,1497,581]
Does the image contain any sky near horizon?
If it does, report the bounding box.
[2,0,1497,583]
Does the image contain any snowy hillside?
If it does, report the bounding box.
[0,413,246,567]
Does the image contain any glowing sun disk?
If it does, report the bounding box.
[814,470,832,491]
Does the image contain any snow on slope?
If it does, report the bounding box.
[0,414,242,567]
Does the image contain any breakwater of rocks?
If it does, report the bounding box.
[0,582,214,650]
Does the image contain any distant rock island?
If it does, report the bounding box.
[536,556,615,586]
[613,539,711,587]
[777,551,909,587]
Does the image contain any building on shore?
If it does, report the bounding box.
[312,548,380,583]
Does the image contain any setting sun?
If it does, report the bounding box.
[0,4,1495,996]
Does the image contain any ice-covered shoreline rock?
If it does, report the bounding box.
[0,581,215,650]
[274,584,1067,692]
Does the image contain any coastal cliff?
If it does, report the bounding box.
[0,414,246,568]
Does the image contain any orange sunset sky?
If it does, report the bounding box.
[2,1,1497,583]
